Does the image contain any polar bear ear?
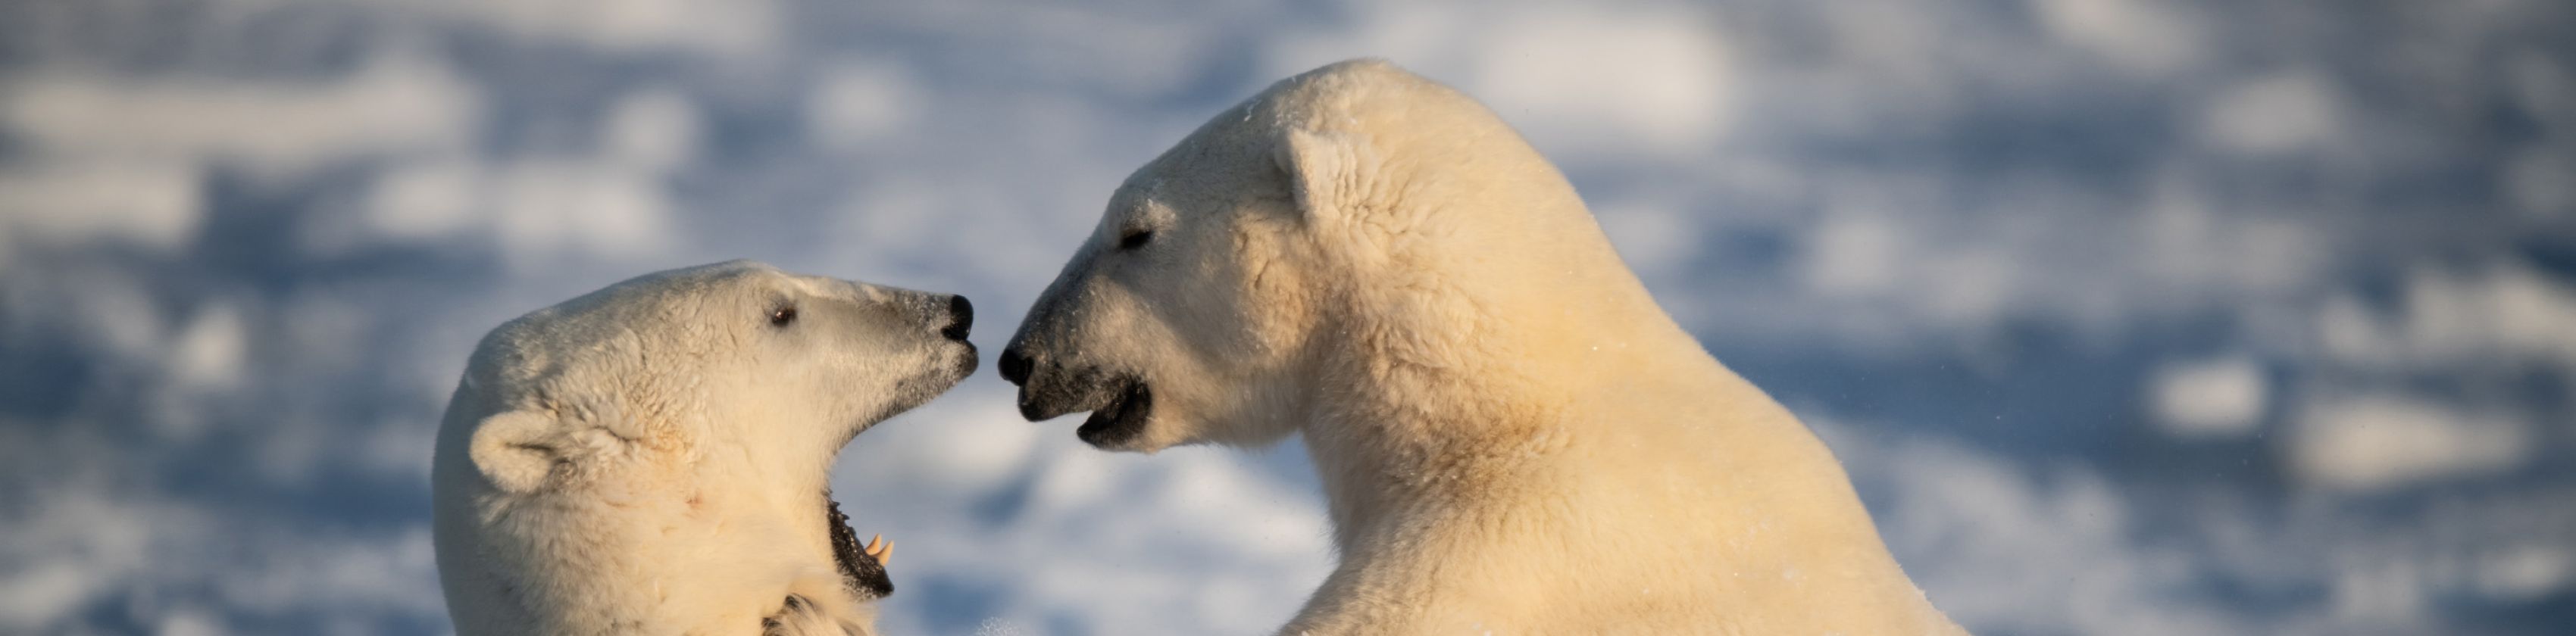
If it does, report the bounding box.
[1272,127,1374,223]
[468,410,563,494]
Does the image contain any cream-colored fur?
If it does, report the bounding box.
[1002,60,1968,634]
[433,260,975,636]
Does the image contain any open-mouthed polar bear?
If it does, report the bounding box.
[999,60,1968,634]
[433,260,977,635]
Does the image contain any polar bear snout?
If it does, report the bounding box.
[905,291,980,382]
[997,345,1035,386]
[996,344,1111,421]
[996,341,1154,447]
[940,295,974,342]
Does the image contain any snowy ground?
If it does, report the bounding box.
[2,1,2571,634]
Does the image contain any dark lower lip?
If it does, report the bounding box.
[954,341,980,376]
[1075,380,1151,447]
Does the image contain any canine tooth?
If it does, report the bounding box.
[860,532,891,563]
[863,535,892,565]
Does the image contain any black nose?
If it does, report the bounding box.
[999,346,1033,386]
[941,295,973,341]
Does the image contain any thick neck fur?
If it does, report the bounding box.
[1292,232,1646,558]
[1274,210,1964,634]
[445,405,855,634]
[533,443,840,628]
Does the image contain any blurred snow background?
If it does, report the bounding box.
[2,0,2572,634]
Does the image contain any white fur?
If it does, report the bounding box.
[1007,61,1970,634]
[433,260,973,636]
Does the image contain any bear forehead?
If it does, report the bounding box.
[1258,59,1469,131]
[1121,58,1502,201]
[544,261,817,323]
[471,262,816,373]
[1120,61,1446,183]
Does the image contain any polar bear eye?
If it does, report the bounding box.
[770,304,797,327]
[1118,229,1155,251]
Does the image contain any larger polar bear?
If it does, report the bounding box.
[433,260,977,635]
[999,60,1968,634]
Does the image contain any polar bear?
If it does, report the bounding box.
[998,60,1968,634]
[432,260,977,636]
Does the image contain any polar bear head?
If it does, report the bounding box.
[432,260,974,634]
[1000,59,1646,452]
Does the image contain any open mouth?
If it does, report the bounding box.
[822,491,893,600]
[1075,379,1152,447]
